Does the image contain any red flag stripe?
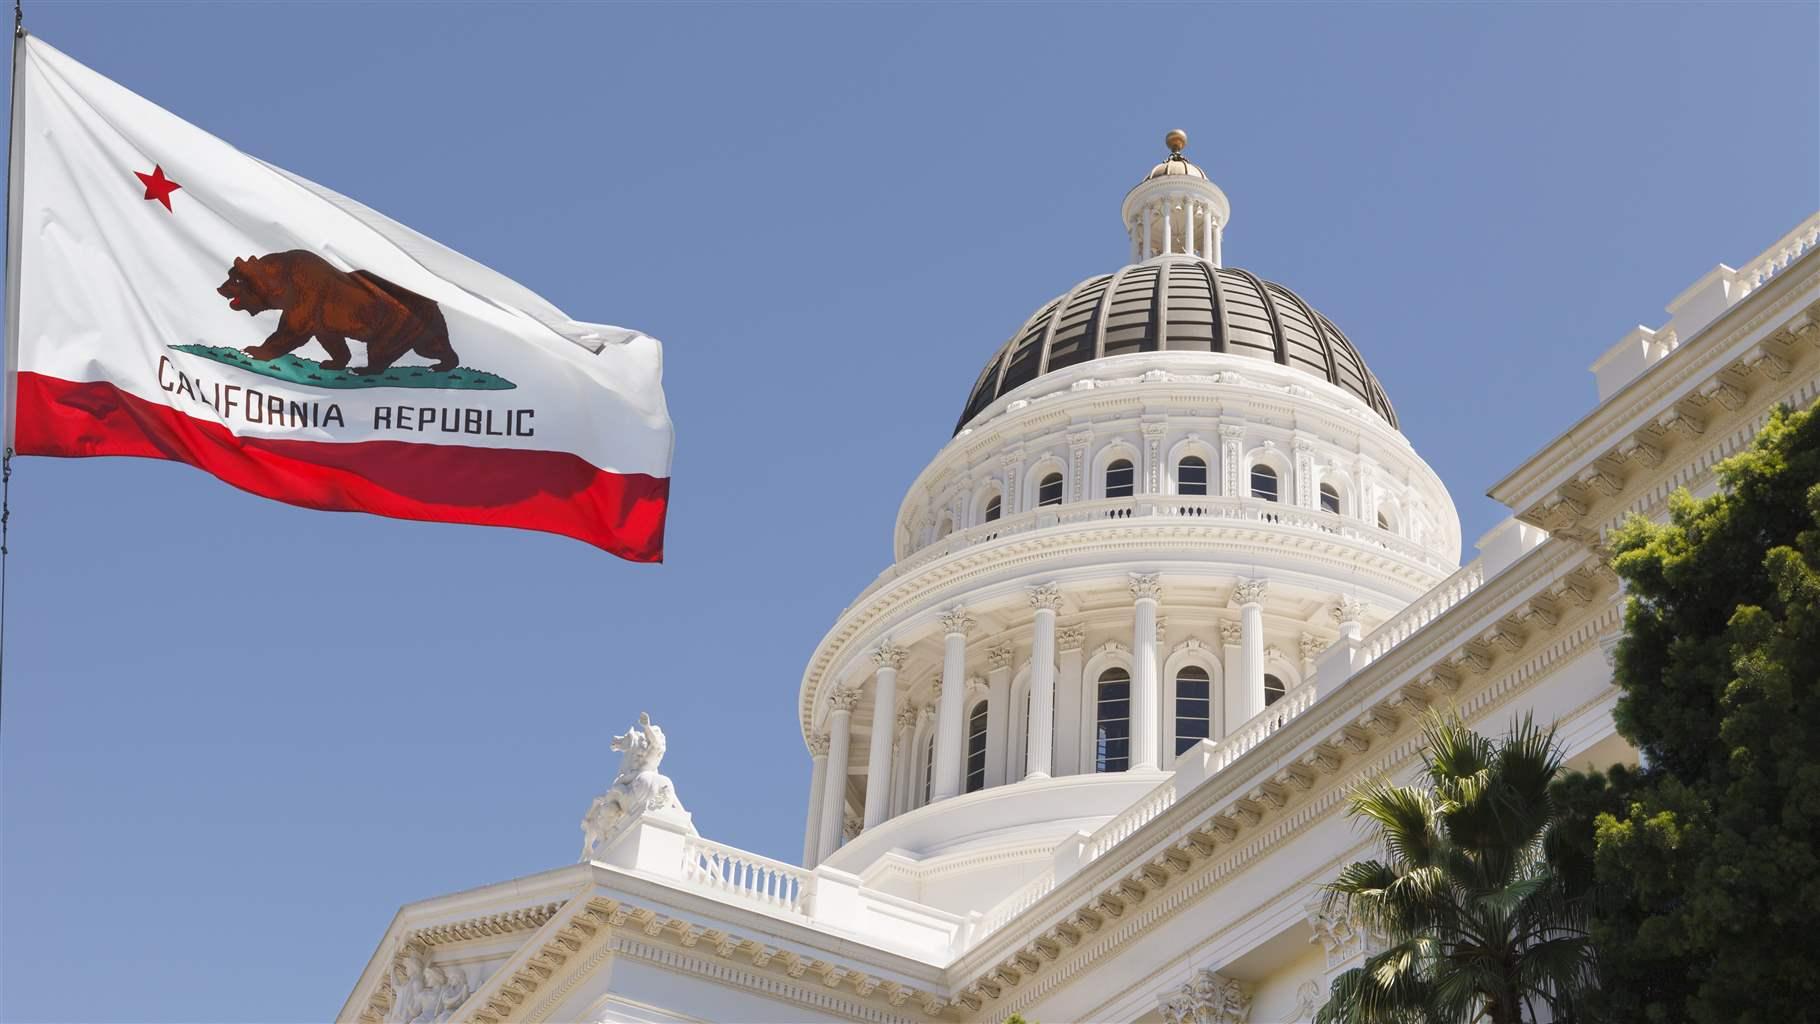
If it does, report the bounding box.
[12,371,667,561]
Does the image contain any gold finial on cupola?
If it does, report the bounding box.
[1165,129,1188,155]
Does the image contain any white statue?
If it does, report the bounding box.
[581,712,689,860]
[384,949,471,1024]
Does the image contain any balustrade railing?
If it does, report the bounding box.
[680,836,811,915]
[1733,211,1820,298]
[978,868,1059,936]
[866,495,1457,603]
[1085,781,1178,861]
[1212,680,1320,772]
[1354,558,1486,670]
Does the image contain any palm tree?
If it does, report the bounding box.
[1314,712,1593,1024]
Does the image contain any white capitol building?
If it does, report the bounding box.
[342,134,1820,1024]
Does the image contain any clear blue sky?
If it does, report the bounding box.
[0,2,1813,1019]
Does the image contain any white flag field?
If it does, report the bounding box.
[3,36,672,560]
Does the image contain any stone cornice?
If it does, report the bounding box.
[1490,250,1818,515]
[799,521,1448,739]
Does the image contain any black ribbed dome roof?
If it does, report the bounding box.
[955,260,1398,433]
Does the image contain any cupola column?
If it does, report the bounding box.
[1129,574,1163,771]
[1220,620,1244,738]
[802,732,830,867]
[862,642,906,829]
[984,643,1013,788]
[1025,583,1064,780]
[1142,205,1154,261]
[931,607,975,802]
[816,688,861,860]
[1234,579,1268,723]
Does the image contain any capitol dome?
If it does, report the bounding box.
[955,262,1399,434]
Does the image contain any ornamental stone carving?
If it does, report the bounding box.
[843,812,863,841]
[872,640,907,671]
[808,731,831,757]
[1157,967,1251,1024]
[1305,896,1388,970]
[384,947,471,1024]
[1057,624,1087,651]
[1028,581,1065,612]
[987,642,1015,670]
[580,713,691,862]
[1331,595,1366,625]
[1129,573,1163,601]
[1299,632,1328,661]
[829,687,864,713]
[940,606,976,636]
[895,707,919,732]
[1233,578,1267,606]
[1220,620,1243,646]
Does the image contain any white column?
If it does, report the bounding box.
[1185,201,1197,257]
[1026,583,1063,780]
[1130,219,1142,264]
[985,643,1013,788]
[1129,574,1163,771]
[1162,200,1174,255]
[1235,579,1268,722]
[862,641,906,829]
[1210,215,1222,266]
[1142,205,1154,260]
[802,732,829,866]
[816,688,861,860]
[890,707,915,816]
[1220,620,1243,738]
[1054,624,1086,776]
[1219,424,1245,498]
[1202,203,1213,261]
[931,606,974,802]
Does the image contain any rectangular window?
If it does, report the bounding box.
[965,704,990,793]
[1174,674,1211,755]
[1095,678,1131,773]
[1179,458,1208,496]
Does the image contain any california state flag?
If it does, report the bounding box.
[3,36,671,560]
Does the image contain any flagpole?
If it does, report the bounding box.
[0,0,25,727]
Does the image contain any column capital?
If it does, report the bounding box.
[1140,419,1169,440]
[987,642,1015,670]
[871,640,908,671]
[1332,595,1366,625]
[1158,968,1251,1024]
[1220,620,1243,646]
[1057,624,1087,652]
[1129,573,1163,602]
[1028,581,1065,612]
[895,706,919,732]
[1218,423,1246,441]
[1299,632,1328,661]
[808,732,830,757]
[829,687,864,713]
[1066,427,1094,448]
[939,605,976,636]
[1232,578,1267,607]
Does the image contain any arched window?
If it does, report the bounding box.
[1038,472,1064,507]
[936,513,954,539]
[1094,668,1132,773]
[1250,465,1279,502]
[1319,483,1341,515]
[1264,673,1287,707]
[1174,665,1211,754]
[984,495,1002,522]
[1105,458,1135,499]
[964,702,989,793]
[1377,510,1392,532]
[1178,456,1208,496]
[922,732,935,804]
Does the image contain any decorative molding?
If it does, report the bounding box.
[808,732,831,757]
[987,642,1016,670]
[939,605,976,636]
[1057,624,1087,652]
[829,687,864,713]
[1331,596,1365,625]
[1028,581,1065,612]
[1305,895,1388,971]
[871,641,908,671]
[1129,573,1163,601]
[1157,968,1251,1024]
[1219,621,1242,647]
[1231,578,1266,607]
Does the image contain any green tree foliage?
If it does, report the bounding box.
[1315,713,1594,1024]
[1560,403,1820,1022]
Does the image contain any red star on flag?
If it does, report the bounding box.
[134,164,181,211]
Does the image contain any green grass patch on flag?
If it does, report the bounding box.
[171,344,516,391]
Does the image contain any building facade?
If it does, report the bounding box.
[341,135,1820,1024]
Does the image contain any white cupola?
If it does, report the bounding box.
[1121,129,1231,265]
